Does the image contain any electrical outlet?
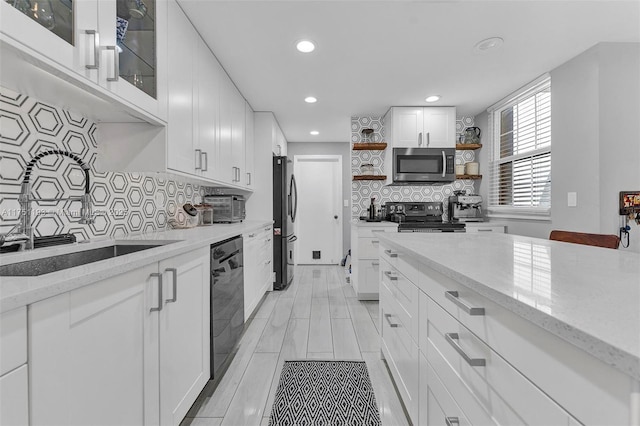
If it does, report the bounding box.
[568,192,577,207]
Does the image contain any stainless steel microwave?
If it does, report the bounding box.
[391,147,456,184]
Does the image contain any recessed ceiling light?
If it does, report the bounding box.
[473,37,504,53]
[425,95,440,103]
[310,130,319,136]
[305,96,317,103]
[296,40,316,53]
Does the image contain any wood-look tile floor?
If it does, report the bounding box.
[182,265,410,426]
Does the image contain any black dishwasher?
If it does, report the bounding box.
[210,236,244,379]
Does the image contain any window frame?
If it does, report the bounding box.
[487,74,552,221]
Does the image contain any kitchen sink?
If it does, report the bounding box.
[0,242,180,277]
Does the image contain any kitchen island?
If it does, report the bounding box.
[376,232,640,425]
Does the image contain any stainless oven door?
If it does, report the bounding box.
[392,147,455,183]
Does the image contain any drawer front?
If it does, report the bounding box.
[358,236,381,259]
[379,244,422,286]
[464,225,505,233]
[0,307,27,376]
[357,225,398,238]
[380,258,419,342]
[427,297,571,425]
[420,265,630,424]
[380,282,419,424]
[420,352,474,426]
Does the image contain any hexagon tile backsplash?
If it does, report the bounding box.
[351,116,477,219]
[0,87,208,241]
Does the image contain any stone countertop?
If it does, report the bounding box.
[0,221,272,313]
[375,232,640,381]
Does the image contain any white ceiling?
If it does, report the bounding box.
[178,0,640,143]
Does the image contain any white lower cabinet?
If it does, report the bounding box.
[29,247,210,426]
[243,226,274,320]
[0,364,28,426]
[379,241,634,425]
[158,249,210,425]
[351,222,397,300]
[0,303,29,426]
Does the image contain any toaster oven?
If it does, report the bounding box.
[203,195,246,223]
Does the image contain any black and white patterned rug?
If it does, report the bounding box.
[269,360,381,426]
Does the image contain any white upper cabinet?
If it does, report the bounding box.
[197,39,223,182]
[0,0,99,83]
[167,0,198,176]
[0,0,167,122]
[244,102,255,188]
[231,82,246,184]
[385,106,456,148]
[218,73,235,184]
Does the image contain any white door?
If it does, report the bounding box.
[294,155,342,264]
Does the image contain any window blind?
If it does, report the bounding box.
[488,77,551,216]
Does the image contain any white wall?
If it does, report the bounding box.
[287,142,351,256]
[477,42,640,252]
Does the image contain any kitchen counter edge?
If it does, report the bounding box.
[0,221,273,313]
[375,232,640,382]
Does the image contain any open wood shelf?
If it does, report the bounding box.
[352,143,387,150]
[456,174,482,180]
[456,143,482,150]
[353,175,387,181]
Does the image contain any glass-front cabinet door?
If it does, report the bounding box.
[98,0,166,120]
[0,0,166,121]
[1,0,100,82]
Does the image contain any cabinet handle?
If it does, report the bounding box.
[445,291,485,316]
[383,271,397,281]
[441,150,447,177]
[265,260,271,265]
[247,172,251,185]
[265,227,271,231]
[445,333,486,367]
[85,30,99,69]
[426,132,430,146]
[248,233,255,237]
[149,273,163,312]
[371,261,379,266]
[384,313,399,328]
[195,149,202,170]
[106,46,119,82]
[371,240,379,244]
[165,268,178,303]
[418,132,423,147]
[201,152,208,172]
[266,238,272,242]
[384,249,398,258]
[477,229,493,232]
[445,417,460,426]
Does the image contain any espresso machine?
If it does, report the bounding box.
[448,191,484,222]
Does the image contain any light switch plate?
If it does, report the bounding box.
[344,199,349,207]
[568,192,577,207]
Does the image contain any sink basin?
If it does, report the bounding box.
[0,242,178,277]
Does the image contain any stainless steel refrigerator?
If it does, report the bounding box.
[273,156,297,290]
